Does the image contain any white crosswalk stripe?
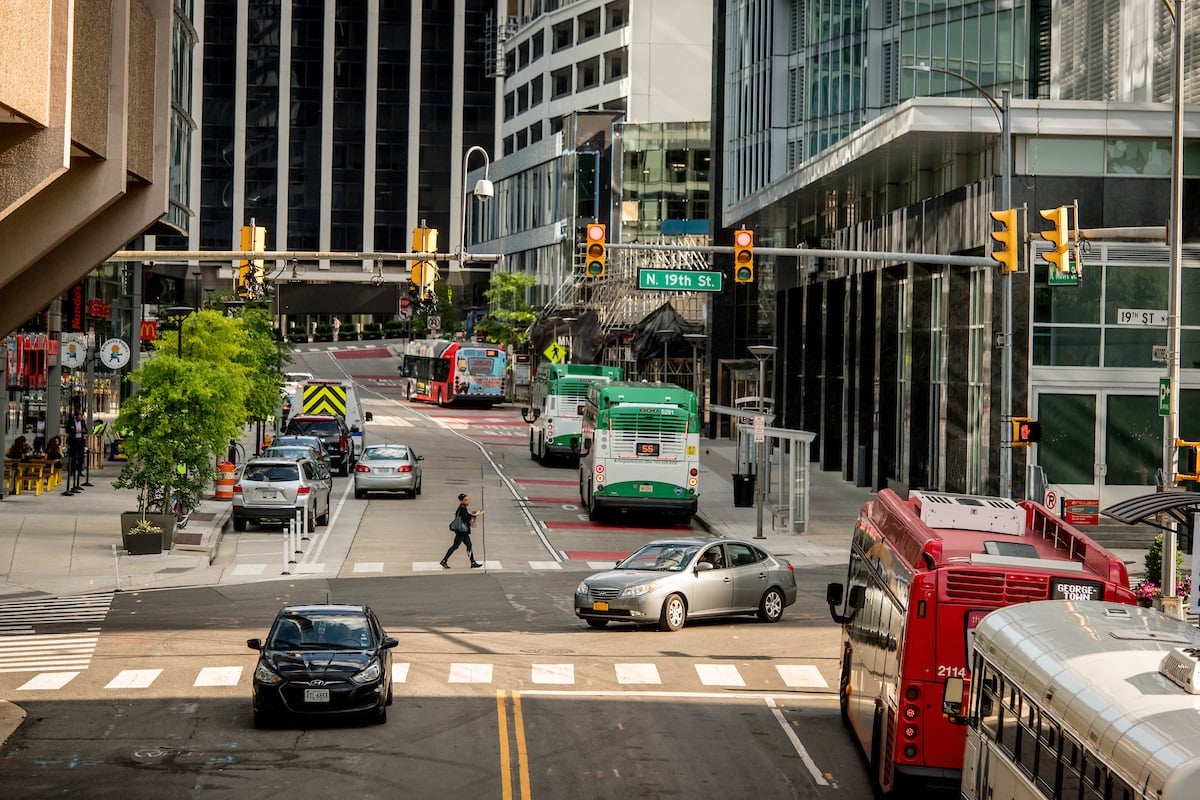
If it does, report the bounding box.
[7,660,832,694]
[0,594,113,674]
[369,415,414,428]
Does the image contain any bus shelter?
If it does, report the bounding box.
[709,404,817,534]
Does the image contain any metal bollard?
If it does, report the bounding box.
[301,504,310,542]
[294,510,303,554]
[282,523,293,574]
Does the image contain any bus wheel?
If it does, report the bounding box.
[757,588,785,622]
[658,594,687,631]
[585,619,609,629]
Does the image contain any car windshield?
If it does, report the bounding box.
[268,612,374,650]
[263,447,310,459]
[243,464,300,482]
[618,543,702,572]
[364,446,409,460]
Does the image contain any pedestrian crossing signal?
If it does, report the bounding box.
[733,229,754,283]
[1012,417,1041,446]
[584,223,606,277]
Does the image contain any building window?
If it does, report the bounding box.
[517,39,529,70]
[552,66,572,99]
[967,268,987,494]
[529,122,543,143]
[531,75,543,106]
[606,0,628,30]
[517,84,529,114]
[553,20,573,51]
[605,47,627,82]
[577,56,599,91]
[503,134,515,156]
[531,30,544,60]
[578,8,600,41]
[504,91,515,120]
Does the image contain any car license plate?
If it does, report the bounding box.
[592,601,609,611]
[304,688,330,703]
[377,467,394,473]
[639,484,653,493]
[259,489,279,499]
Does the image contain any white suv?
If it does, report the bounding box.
[233,456,332,532]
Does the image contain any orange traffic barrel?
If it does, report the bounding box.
[215,460,236,500]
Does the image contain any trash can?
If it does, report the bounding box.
[732,473,755,507]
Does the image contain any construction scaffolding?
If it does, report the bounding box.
[539,235,712,384]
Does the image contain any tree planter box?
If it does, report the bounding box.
[120,512,176,554]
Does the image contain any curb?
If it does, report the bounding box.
[0,700,27,748]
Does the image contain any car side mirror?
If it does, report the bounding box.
[695,562,715,572]
[381,637,399,649]
[943,676,966,719]
[848,584,866,610]
[351,425,360,433]
[247,638,263,650]
[417,455,424,461]
[365,411,373,421]
[825,582,844,606]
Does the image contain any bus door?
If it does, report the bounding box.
[1035,388,1160,510]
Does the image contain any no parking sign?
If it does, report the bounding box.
[1043,488,1059,513]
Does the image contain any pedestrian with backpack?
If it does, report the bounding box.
[441,493,483,569]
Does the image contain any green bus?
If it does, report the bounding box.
[523,362,624,464]
[578,382,700,522]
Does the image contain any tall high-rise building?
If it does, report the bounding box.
[157,0,500,314]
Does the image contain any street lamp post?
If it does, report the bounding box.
[459,146,495,271]
[906,64,1013,498]
[749,345,777,540]
[1162,0,1186,610]
[164,306,196,358]
[683,333,707,422]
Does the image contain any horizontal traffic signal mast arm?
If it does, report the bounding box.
[108,250,504,264]
[606,242,997,268]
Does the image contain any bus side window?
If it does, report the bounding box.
[975,663,1000,739]
[1059,735,1084,800]
[1035,711,1060,797]
[1016,698,1039,778]
[997,678,1019,757]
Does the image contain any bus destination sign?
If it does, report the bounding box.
[637,268,723,292]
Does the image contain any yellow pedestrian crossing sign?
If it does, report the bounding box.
[543,342,566,363]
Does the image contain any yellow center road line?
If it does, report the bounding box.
[497,690,532,799]
[496,690,513,800]
[512,690,532,799]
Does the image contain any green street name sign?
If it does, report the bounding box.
[637,268,723,292]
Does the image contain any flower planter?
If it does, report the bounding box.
[120,512,176,554]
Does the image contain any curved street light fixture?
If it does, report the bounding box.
[460,146,495,270]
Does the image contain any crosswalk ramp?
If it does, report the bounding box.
[10,659,832,695]
[0,594,113,674]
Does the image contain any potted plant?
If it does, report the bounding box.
[1133,581,1160,608]
[121,516,165,555]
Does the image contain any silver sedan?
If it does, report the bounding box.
[353,443,423,499]
[574,537,797,631]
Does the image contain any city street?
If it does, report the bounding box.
[0,346,875,798]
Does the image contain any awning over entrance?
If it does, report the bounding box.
[1102,491,1200,540]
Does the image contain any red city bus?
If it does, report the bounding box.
[824,489,1136,795]
[397,339,508,406]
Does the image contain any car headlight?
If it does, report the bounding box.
[254,661,282,685]
[351,660,382,685]
[576,581,590,595]
[619,583,655,598]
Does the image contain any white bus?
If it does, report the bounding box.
[578,381,699,523]
[522,362,623,464]
[960,600,1200,800]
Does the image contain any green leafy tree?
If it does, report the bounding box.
[114,356,245,514]
[474,272,537,349]
[412,283,459,337]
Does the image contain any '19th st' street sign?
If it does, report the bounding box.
[637,268,723,292]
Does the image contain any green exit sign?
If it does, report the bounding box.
[637,268,723,292]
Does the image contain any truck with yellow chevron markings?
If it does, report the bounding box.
[283,380,372,467]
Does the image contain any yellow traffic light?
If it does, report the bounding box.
[1039,206,1070,272]
[238,223,267,298]
[733,229,754,283]
[990,209,1018,273]
[584,223,606,277]
[411,226,439,292]
[1175,438,1200,483]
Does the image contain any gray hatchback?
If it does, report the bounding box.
[574,537,797,631]
[233,456,332,532]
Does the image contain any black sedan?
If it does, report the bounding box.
[247,604,398,726]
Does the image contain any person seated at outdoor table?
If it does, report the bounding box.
[6,436,32,461]
[43,436,64,467]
